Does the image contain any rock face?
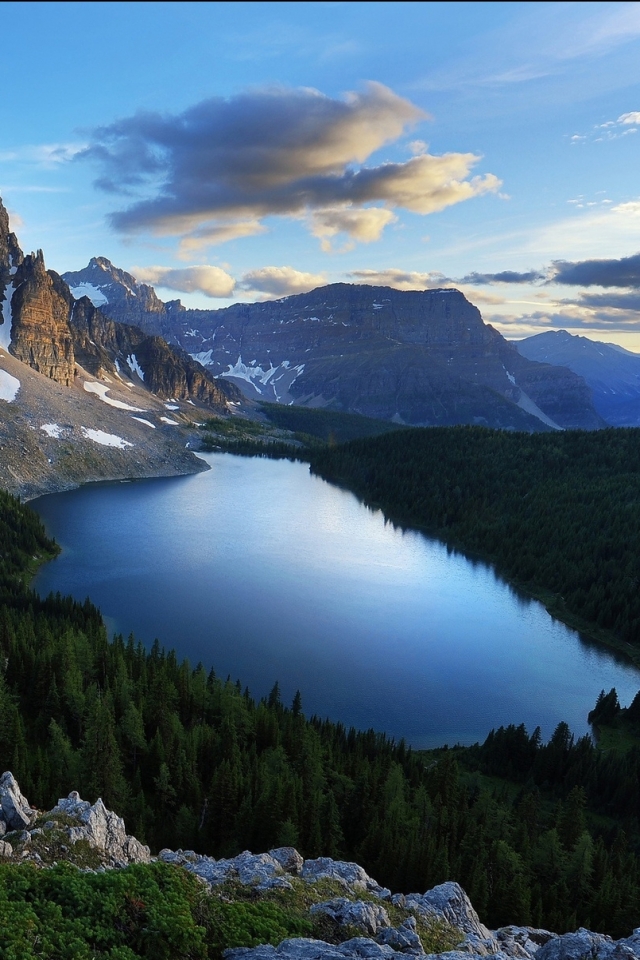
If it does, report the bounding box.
[9,251,76,385]
[0,771,36,830]
[68,293,238,409]
[68,264,604,431]
[52,790,150,866]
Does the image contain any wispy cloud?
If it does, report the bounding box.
[78,83,500,252]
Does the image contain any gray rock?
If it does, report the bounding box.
[422,953,511,960]
[269,846,304,875]
[52,790,150,864]
[301,858,391,899]
[405,883,491,941]
[310,898,391,936]
[186,850,292,890]
[535,929,618,960]
[618,931,640,957]
[0,839,12,858]
[495,927,554,958]
[225,938,399,960]
[0,772,36,830]
[376,917,425,955]
[0,819,6,837]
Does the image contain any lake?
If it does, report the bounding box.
[32,452,640,748]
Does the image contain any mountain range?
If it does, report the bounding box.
[63,258,605,432]
[515,330,640,426]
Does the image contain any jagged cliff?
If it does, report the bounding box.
[0,196,237,409]
[9,251,76,385]
[0,772,637,960]
[68,293,237,407]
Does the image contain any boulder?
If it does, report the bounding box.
[0,839,12,858]
[52,791,150,865]
[186,850,292,891]
[495,927,554,958]
[405,884,491,941]
[310,898,391,936]
[301,858,391,899]
[269,846,304,875]
[534,929,638,960]
[376,917,425,955]
[0,772,36,830]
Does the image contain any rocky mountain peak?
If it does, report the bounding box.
[9,248,75,385]
[63,257,173,332]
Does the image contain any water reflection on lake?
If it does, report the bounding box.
[32,453,640,748]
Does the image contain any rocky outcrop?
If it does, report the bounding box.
[52,790,151,866]
[9,250,75,385]
[0,771,36,830]
[0,774,638,960]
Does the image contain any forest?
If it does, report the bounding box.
[1,479,640,941]
[309,426,640,653]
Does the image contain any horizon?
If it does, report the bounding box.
[2,1,640,348]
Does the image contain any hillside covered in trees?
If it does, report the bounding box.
[309,426,640,656]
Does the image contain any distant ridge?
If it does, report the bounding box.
[515,329,640,426]
[63,259,605,432]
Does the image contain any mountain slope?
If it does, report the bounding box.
[0,196,239,499]
[63,261,604,432]
[515,329,640,426]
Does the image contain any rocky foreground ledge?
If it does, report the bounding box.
[0,772,638,960]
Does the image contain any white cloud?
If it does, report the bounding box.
[310,206,397,252]
[132,264,236,298]
[240,265,327,297]
[80,83,500,251]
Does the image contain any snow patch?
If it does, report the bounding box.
[372,302,384,310]
[0,368,20,402]
[164,403,180,410]
[81,427,133,449]
[190,350,213,366]
[41,423,63,439]
[83,380,145,412]
[160,416,179,425]
[127,354,144,380]
[0,283,15,351]
[132,417,156,429]
[69,283,108,307]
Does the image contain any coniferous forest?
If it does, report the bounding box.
[1,434,640,941]
[310,426,640,653]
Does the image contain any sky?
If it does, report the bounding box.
[2,1,640,347]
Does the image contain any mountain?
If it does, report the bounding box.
[0,196,241,500]
[63,255,184,335]
[514,329,640,426]
[63,261,604,432]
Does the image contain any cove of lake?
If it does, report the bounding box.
[32,452,640,749]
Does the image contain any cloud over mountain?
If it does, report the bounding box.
[132,264,236,298]
[79,83,500,251]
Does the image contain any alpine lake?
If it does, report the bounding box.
[31,452,640,749]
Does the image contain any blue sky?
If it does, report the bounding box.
[2,1,640,346]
